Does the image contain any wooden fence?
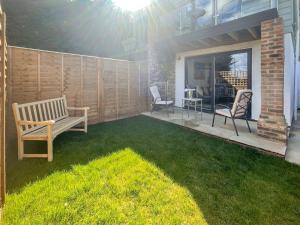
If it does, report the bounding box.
[7,46,149,123]
[6,46,149,159]
[0,5,7,207]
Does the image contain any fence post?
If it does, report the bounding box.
[128,61,130,114]
[97,58,103,123]
[80,56,83,109]
[37,51,41,100]
[115,62,119,119]
[61,54,64,96]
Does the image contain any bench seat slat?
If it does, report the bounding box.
[22,117,85,140]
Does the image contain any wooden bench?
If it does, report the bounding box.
[12,96,89,162]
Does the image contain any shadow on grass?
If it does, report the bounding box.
[6,115,300,225]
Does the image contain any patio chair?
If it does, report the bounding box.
[212,89,253,136]
[150,85,174,115]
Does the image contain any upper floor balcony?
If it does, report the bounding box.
[158,0,278,37]
[154,0,279,52]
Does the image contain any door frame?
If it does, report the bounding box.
[184,48,252,113]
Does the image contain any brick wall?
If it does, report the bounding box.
[257,17,288,144]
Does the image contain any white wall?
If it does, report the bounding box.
[284,33,295,126]
[295,0,300,115]
[296,30,300,114]
[297,55,300,111]
[175,55,185,108]
[175,41,261,120]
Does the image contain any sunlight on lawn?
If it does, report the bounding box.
[3,149,208,225]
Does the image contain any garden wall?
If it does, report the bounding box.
[6,46,149,152]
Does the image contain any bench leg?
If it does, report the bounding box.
[84,119,88,133]
[84,109,88,133]
[47,139,53,162]
[18,138,24,160]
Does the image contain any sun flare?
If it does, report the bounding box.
[112,0,151,12]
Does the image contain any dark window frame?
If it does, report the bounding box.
[184,48,252,116]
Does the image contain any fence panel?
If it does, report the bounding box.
[40,51,62,99]
[11,48,39,103]
[7,46,149,135]
[82,57,98,123]
[63,54,82,111]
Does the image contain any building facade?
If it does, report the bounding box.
[148,0,300,144]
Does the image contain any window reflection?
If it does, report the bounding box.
[218,0,242,23]
[185,51,250,113]
[195,0,213,29]
[176,3,193,34]
[186,55,214,111]
[215,52,248,106]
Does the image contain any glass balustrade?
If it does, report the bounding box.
[160,0,275,36]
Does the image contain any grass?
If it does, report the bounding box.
[4,149,206,224]
[4,115,300,225]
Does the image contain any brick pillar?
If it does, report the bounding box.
[257,18,288,144]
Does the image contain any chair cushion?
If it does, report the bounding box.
[150,86,162,102]
[231,89,252,117]
[155,100,173,105]
[216,108,231,117]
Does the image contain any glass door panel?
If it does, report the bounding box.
[185,55,214,111]
[185,50,251,114]
[215,51,249,107]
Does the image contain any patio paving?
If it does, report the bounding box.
[143,108,287,156]
[285,111,300,166]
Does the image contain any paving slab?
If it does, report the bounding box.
[143,109,286,156]
[285,112,300,166]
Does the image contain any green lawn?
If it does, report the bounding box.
[4,115,300,225]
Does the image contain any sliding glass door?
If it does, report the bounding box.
[185,55,214,111]
[185,49,251,113]
[215,51,250,106]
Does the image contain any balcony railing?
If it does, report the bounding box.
[159,0,277,36]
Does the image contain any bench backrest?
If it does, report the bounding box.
[12,96,69,135]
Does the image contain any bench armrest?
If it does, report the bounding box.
[67,107,89,118]
[18,120,55,126]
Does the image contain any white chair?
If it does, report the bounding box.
[212,89,253,136]
[150,86,174,115]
